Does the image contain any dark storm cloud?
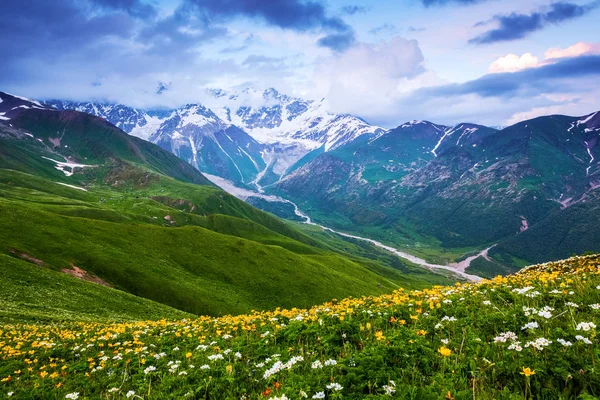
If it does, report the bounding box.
[183,0,356,51]
[317,32,357,52]
[0,0,229,91]
[0,0,135,62]
[470,1,600,44]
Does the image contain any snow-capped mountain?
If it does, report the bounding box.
[47,88,384,186]
[149,104,265,183]
[1,92,48,120]
[211,88,383,151]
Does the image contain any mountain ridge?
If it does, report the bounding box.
[45,88,385,187]
[273,109,600,271]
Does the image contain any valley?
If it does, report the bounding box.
[0,91,452,322]
[47,90,600,276]
[205,173,483,281]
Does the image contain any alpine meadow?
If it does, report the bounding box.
[1,0,600,399]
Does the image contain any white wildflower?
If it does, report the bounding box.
[507,342,523,352]
[576,335,593,345]
[326,382,343,391]
[143,366,156,375]
[524,337,552,350]
[576,322,597,331]
[383,380,396,396]
[557,338,573,347]
[521,322,539,331]
[208,354,224,361]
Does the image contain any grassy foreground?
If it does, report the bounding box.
[2,255,600,399]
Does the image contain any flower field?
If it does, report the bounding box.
[2,255,600,399]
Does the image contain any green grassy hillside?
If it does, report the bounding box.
[0,255,193,322]
[0,168,450,318]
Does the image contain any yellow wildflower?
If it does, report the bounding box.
[438,347,452,357]
[520,367,535,377]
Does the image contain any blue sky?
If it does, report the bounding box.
[1,0,599,127]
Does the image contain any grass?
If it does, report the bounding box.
[1,254,599,399]
[0,255,193,323]
[0,168,452,319]
[464,255,517,279]
[281,203,485,266]
[291,222,454,289]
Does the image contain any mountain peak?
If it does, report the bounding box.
[0,91,50,121]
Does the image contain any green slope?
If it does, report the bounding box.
[0,169,432,317]
[9,108,212,185]
[0,254,193,323]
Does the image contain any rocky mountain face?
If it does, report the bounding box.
[275,111,600,266]
[46,88,383,186]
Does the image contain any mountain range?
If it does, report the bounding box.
[47,88,383,188]
[274,112,600,275]
[9,88,600,277]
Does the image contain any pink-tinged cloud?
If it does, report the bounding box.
[489,42,600,74]
[545,42,600,59]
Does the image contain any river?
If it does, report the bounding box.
[204,174,484,282]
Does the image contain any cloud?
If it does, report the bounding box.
[0,0,144,82]
[220,34,257,53]
[489,42,600,73]
[314,52,600,128]
[312,36,430,120]
[369,24,398,35]
[317,32,356,52]
[90,0,157,18]
[340,5,369,15]
[183,0,356,50]
[489,53,540,73]
[242,55,286,66]
[424,55,600,98]
[0,0,307,107]
[421,0,488,6]
[470,1,600,44]
[545,41,600,59]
